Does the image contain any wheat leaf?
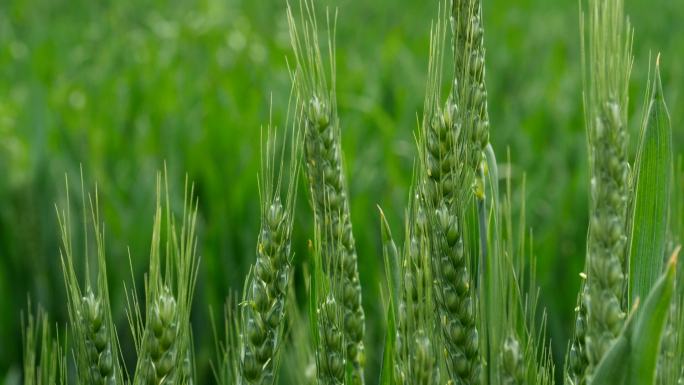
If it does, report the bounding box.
[379,206,401,320]
[378,206,399,384]
[379,305,396,385]
[629,59,672,311]
[627,248,678,385]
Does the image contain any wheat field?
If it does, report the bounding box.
[1,0,684,384]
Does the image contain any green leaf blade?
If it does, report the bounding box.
[379,306,396,385]
[379,206,401,321]
[378,207,400,384]
[629,60,673,311]
[627,251,677,385]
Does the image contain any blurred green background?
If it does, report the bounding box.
[0,0,682,383]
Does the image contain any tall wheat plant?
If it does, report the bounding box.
[288,1,366,383]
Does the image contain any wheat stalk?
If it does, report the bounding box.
[288,2,366,383]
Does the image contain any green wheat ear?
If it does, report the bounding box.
[21,299,64,385]
[210,291,241,385]
[288,1,366,383]
[567,0,633,382]
[126,168,200,385]
[209,87,302,385]
[414,4,480,383]
[382,177,440,385]
[496,168,554,385]
[282,276,317,385]
[239,90,303,385]
[57,171,124,385]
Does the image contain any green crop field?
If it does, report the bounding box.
[1,0,683,384]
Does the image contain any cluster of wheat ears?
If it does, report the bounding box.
[20,0,683,384]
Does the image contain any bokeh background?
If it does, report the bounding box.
[1,0,682,383]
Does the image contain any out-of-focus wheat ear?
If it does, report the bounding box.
[288,1,366,383]
[480,158,553,385]
[210,291,241,385]
[282,272,316,384]
[22,299,60,385]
